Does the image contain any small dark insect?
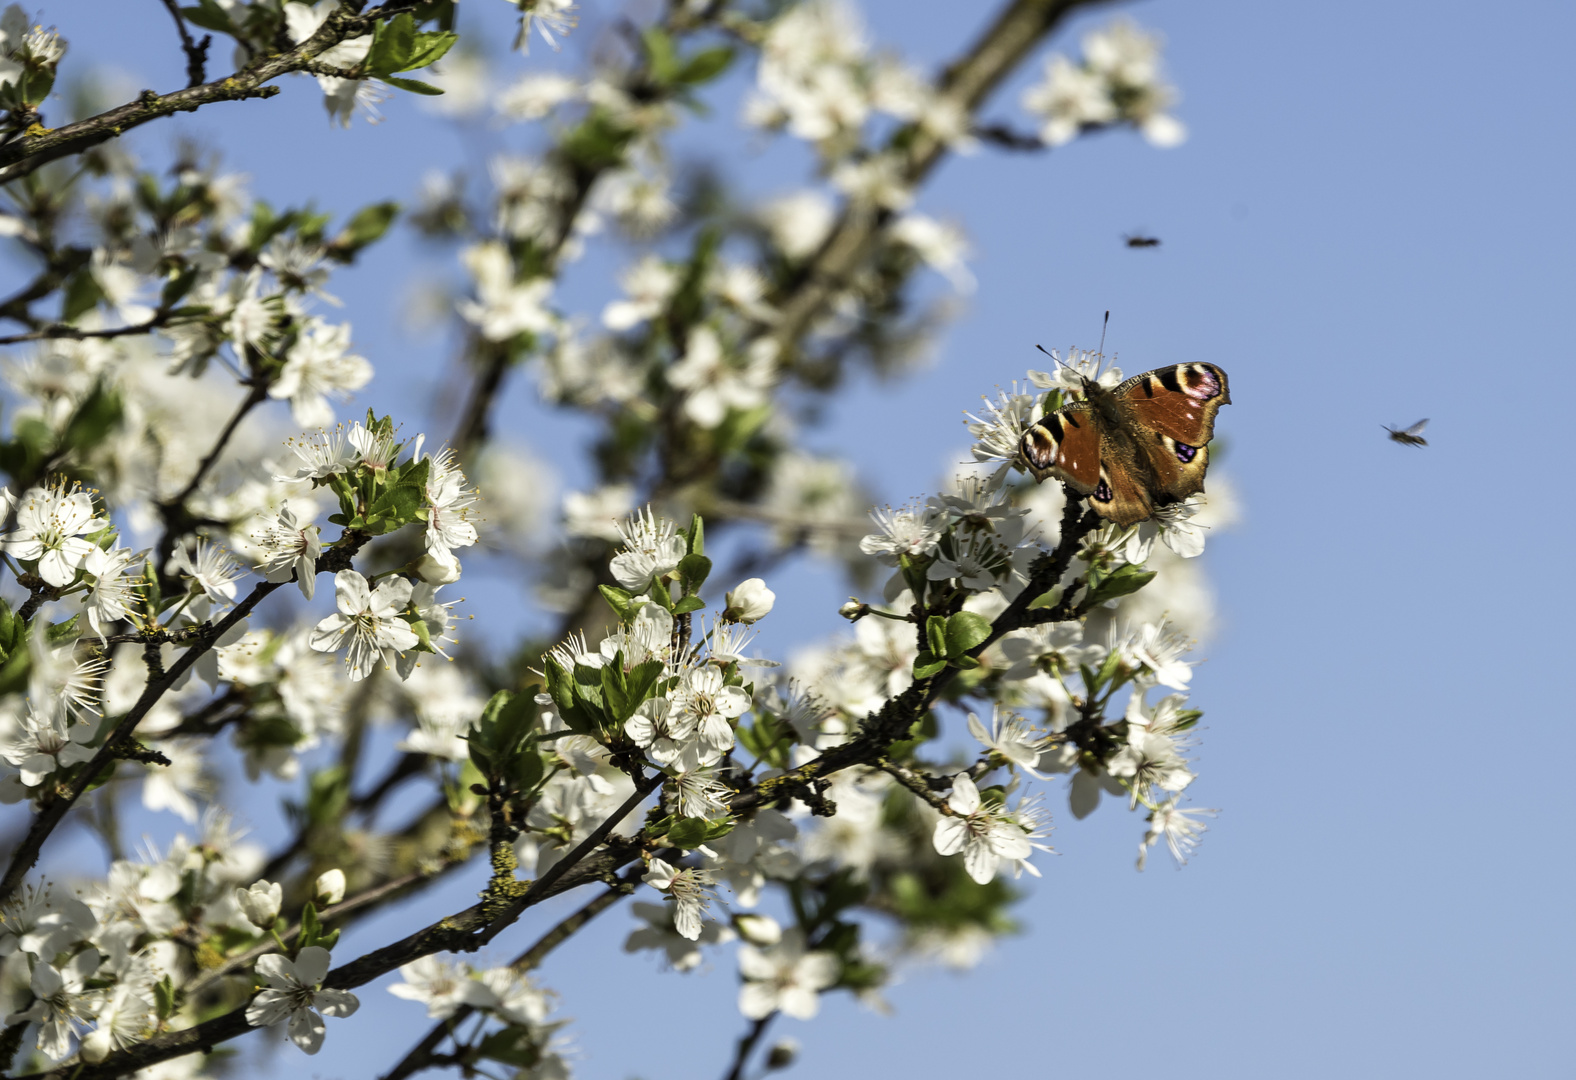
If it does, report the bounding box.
[1384,419,1429,447]
[1124,234,1161,248]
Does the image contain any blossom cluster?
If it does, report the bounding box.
[0,0,1221,1075]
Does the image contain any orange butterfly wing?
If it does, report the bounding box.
[1020,400,1102,493]
[1116,363,1230,502]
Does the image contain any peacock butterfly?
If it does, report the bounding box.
[1020,359,1231,527]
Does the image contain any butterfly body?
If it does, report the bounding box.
[1384,419,1428,447]
[1021,362,1231,527]
[1124,234,1161,248]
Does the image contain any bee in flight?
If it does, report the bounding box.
[1384,419,1428,447]
[1123,233,1161,248]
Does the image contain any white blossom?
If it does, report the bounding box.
[4,480,104,587]
[642,858,717,941]
[270,319,372,427]
[723,578,776,624]
[457,242,556,341]
[388,955,495,1019]
[308,570,419,681]
[315,869,346,906]
[244,946,360,1055]
[254,506,321,600]
[234,879,282,928]
[932,774,1051,884]
[610,508,686,592]
[737,930,839,1020]
[1138,799,1217,869]
[80,545,143,641]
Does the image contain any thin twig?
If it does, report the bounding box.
[157,0,211,88]
[722,1014,776,1080]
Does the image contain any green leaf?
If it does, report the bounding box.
[672,595,705,615]
[1027,587,1061,611]
[598,584,636,622]
[686,513,705,557]
[624,659,664,710]
[331,201,400,254]
[677,46,735,85]
[367,12,416,77]
[925,615,947,659]
[299,902,320,948]
[642,27,680,83]
[677,553,711,588]
[61,270,103,322]
[153,975,177,1022]
[667,817,713,849]
[366,483,425,529]
[402,29,458,71]
[46,614,80,645]
[58,383,123,456]
[383,75,444,96]
[179,0,235,33]
[1083,565,1158,607]
[600,662,632,723]
[944,612,992,658]
[912,653,947,680]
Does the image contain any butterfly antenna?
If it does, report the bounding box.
[1096,310,1110,378]
[1035,343,1077,375]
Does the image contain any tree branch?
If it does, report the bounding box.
[0,3,403,184]
[377,868,642,1080]
[0,532,369,903]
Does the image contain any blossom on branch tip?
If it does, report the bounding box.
[169,538,242,606]
[235,879,282,928]
[3,479,105,587]
[254,506,321,600]
[308,570,419,681]
[80,544,143,641]
[1138,799,1217,870]
[932,773,1052,885]
[244,946,360,1055]
[642,858,717,941]
[610,508,685,592]
[737,930,839,1020]
[724,578,776,624]
[389,955,496,1019]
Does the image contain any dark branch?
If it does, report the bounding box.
[377,869,642,1080]
[722,1014,777,1080]
[0,3,404,184]
[158,0,212,88]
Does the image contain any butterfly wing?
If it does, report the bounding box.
[1020,400,1102,493]
[1404,419,1429,436]
[1021,399,1157,526]
[1112,362,1231,501]
[1088,451,1156,527]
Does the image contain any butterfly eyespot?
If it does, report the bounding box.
[1175,442,1198,463]
[1093,480,1114,502]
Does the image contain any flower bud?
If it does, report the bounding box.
[315,868,347,906]
[723,578,775,624]
[839,599,869,622]
[765,1039,800,1070]
[734,913,782,946]
[414,549,462,584]
[235,879,282,928]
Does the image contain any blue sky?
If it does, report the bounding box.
[28,0,1576,1077]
